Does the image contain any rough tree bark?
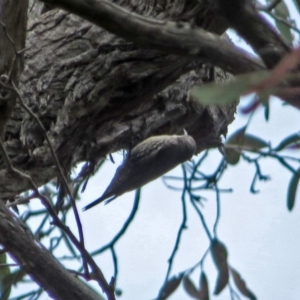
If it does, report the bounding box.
[0,0,27,137]
[1,0,237,198]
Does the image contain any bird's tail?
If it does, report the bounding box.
[82,195,116,211]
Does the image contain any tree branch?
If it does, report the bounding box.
[40,0,265,75]
[209,0,290,68]
[0,201,104,300]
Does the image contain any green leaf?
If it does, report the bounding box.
[243,134,268,150]
[273,1,294,44]
[2,269,26,289]
[157,273,184,300]
[292,0,300,14]
[225,125,268,165]
[275,133,300,151]
[190,71,270,105]
[287,169,300,211]
[225,126,247,165]
[263,102,270,121]
[257,92,270,121]
[230,267,257,300]
[243,135,268,150]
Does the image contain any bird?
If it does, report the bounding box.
[83,133,196,211]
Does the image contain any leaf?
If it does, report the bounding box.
[190,71,270,105]
[256,92,270,121]
[211,239,229,295]
[2,269,26,289]
[242,134,268,150]
[287,169,300,211]
[183,276,201,299]
[157,273,184,300]
[199,272,209,300]
[288,142,300,150]
[273,1,293,44]
[225,125,268,164]
[225,126,246,165]
[214,266,229,295]
[211,240,228,270]
[263,100,270,121]
[275,133,300,151]
[0,253,11,300]
[292,0,300,14]
[230,267,257,300]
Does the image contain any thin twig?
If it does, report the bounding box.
[266,11,300,35]
[226,144,299,174]
[111,247,118,282]
[0,139,115,299]
[163,165,188,283]
[0,139,39,191]
[229,283,242,300]
[190,196,212,241]
[0,21,17,53]
[0,263,19,267]
[6,194,36,207]
[185,246,210,274]
[257,0,282,12]
[213,187,221,237]
[92,189,141,255]
[1,79,88,276]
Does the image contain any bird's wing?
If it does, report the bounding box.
[82,135,196,211]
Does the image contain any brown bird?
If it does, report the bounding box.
[83,134,196,211]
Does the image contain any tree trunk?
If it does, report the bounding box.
[1,0,235,200]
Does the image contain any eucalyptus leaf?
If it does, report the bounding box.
[199,272,209,300]
[273,1,294,44]
[287,169,300,211]
[190,71,270,105]
[242,134,268,150]
[230,267,257,300]
[211,239,229,295]
[292,0,300,13]
[225,126,246,165]
[157,273,184,300]
[183,276,201,299]
[275,133,300,151]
